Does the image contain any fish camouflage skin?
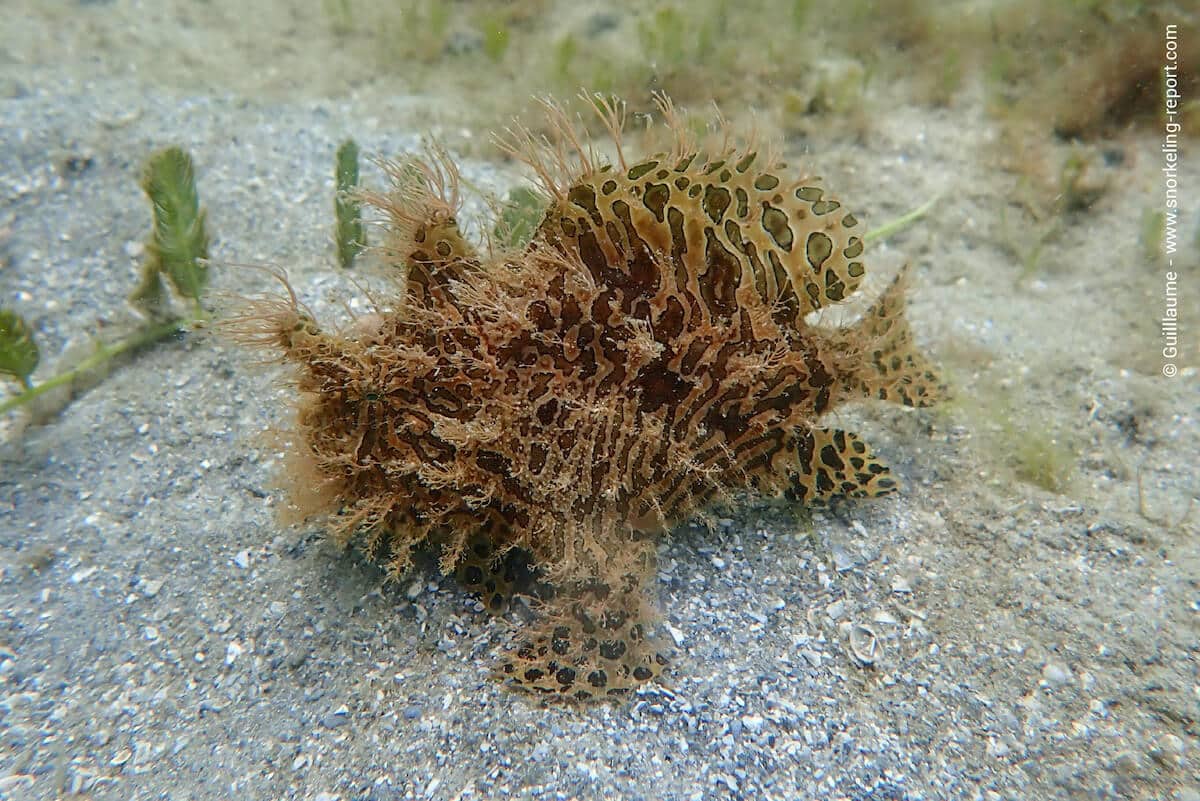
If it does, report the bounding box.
[230,95,942,701]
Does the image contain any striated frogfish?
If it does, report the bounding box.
[229,95,942,701]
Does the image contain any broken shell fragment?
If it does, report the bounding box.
[848,623,878,665]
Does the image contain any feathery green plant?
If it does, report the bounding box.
[553,35,578,86]
[323,0,354,36]
[0,310,39,391]
[493,187,544,249]
[864,195,939,243]
[335,139,366,269]
[1140,208,1165,262]
[2,146,211,418]
[130,147,210,316]
[481,14,511,63]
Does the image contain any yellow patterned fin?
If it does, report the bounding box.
[496,589,670,702]
[774,427,899,503]
[454,531,529,614]
[838,267,943,408]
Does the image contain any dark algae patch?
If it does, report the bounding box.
[231,96,943,702]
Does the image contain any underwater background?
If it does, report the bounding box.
[1,1,1197,799]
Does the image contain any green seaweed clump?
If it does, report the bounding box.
[334,139,366,269]
[480,13,511,63]
[129,146,210,317]
[972,387,1077,494]
[2,146,212,419]
[1011,425,1076,494]
[0,310,39,391]
[1140,208,1166,262]
[492,186,545,249]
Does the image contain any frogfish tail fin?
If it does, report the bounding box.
[836,266,943,408]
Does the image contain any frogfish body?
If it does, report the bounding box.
[232,96,941,701]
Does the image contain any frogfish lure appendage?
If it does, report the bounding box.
[233,94,942,701]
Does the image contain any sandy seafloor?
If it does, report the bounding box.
[1,8,1199,801]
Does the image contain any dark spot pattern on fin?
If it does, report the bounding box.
[497,586,669,702]
[843,267,945,408]
[778,428,898,503]
[454,532,535,613]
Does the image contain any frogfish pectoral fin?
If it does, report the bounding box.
[754,427,899,503]
[496,582,670,702]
